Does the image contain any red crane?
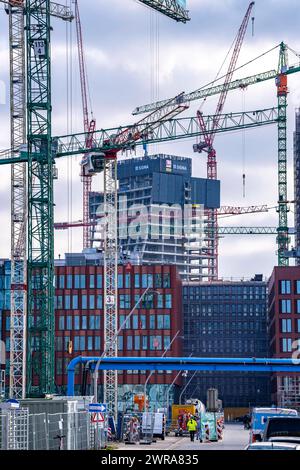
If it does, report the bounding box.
[74,0,96,250]
[194,1,255,280]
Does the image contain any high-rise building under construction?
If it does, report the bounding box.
[89,154,220,281]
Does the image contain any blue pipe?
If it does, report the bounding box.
[67,356,300,397]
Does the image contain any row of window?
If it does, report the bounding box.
[54,334,171,352]
[280,279,300,295]
[54,273,171,290]
[184,303,266,314]
[281,338,300,353]
[280,299,300,314]
[281,319,300,333]
[119,314,171,330]
[56,335,101,352]
[57,315,101,331]
[55,313,171,332]
[183,285,266,296]
[54,293,172,310]
[118,335,171,351]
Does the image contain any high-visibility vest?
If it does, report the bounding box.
[187,419,197,432]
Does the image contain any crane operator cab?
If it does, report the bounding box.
[81,151,105,176]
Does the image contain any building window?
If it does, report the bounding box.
[82,295,87,310]
[67,274,72,289]
[140,315,146,329]
[96,295,102,309]
[87,336,93,350]
[155,274,162,289]
[96,275,102,289]
[56,295,63,309]
[120,294,130,309]
[297,300,300,314]
[95,336,101,350]
[282,338,292,352]
[165,294,172,309]
[118,336,123,351]
[150,335,162,350]
[150,315,155,329]
[163,273,171,288]
[280,280,291,294]
[74,336,79,351]
[132,315,139,329]
[134,274,140,288]
[127,335,133,350]
[58,316,65,331]
[80,275,85,289]
[74,316,80,330]
[90,275,95,289]
[164,335,171,350]
[125,273,131,288]
[142,336,148,350]
[80,336,85,350]
[118,274,123,289]
[134,336,140,350]
[296,280,300,294]
[72,295,78,310]
[89,295,95,310]
[297,319,300,333]
[82,316,87,330]
[281,319,292,333]
[59,275,65,289]
[95,316,101,329]
[65,295,71,310]
[89,315,95,329]
[66,316,72,330]
[74,275,80,289]
[143,293,154,309]
[157,294,163,309]
[281,299,292,314]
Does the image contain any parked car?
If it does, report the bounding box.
[263,417,300,441]
[250,407,298,442]
[245,442,300,451]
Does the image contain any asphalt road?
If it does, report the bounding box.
[171,423,250,451]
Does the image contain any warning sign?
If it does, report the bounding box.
[91,412,104,424]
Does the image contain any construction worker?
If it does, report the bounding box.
[187,415,197,442]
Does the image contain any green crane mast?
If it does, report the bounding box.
[26,0,54,396]
[276,42,289,266]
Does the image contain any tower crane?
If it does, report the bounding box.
[74,0,96,250]
[194,1,255,281]
[0,0,73,400]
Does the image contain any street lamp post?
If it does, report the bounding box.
[93,285,158,403]
[143,330,181,414]
[179,370,198,405]
[165,353,192,424]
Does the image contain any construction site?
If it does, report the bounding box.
[0,0,300,452]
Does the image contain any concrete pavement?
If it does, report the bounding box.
[116,423,250,451]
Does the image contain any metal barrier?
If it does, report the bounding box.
[140,412,155,445]
[0,409,29,450]
[0,409,101,450]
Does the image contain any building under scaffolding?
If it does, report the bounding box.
[89,154,220,281]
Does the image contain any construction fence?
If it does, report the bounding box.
[0,408,108,450]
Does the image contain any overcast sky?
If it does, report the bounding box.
[0,0,300,279]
